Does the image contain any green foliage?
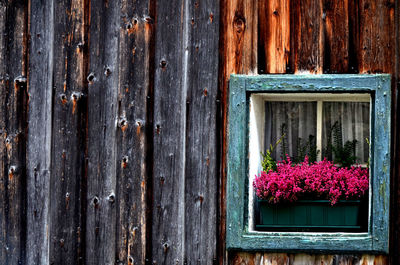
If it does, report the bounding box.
[261,134,285,172]
[329,120,358,168]
[280,123,288,160]
[293,135,319,163]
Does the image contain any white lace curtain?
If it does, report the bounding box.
[264,101,370,164]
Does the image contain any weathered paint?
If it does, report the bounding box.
[227,74,391,253]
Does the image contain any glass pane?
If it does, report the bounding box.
[264,102,317,162]
[322,102,370,165]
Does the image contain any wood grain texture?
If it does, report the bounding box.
[219,0,257,263]
[48,0,88,264]
[85,0,119,264]
[258,0,290,74]
[151,0,189,263]
[358,0,395,74]
[230,253,388,265]
[0,1,27,264]
[26,0,55,264]
[291,0,324,74]
[115,0,154,264]
[151,0,220,263]
[184,0,219,263]
[323,0,349,73]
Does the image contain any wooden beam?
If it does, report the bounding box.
[48,0,89,264]
[26,0,54,263]
[259,0,290,73]
[0,1,28,264]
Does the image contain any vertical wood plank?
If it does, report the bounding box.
[323,0,349,73]
[229,253,388,265]
[393,0,400,263]
[85,1,119,264]
[220,0,257,263]
[184,0,219,263]
[151,0,187,263]
[291,0,324,74]
[258,0,290,74]
[26,0,55,264]
[358,0,395,73]
[115,0,154,264]
[0,1,28,264]
[48,0,89,264]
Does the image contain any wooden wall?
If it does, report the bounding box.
[0,0,399,264]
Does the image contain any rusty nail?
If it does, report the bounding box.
[92,196,99,207]
[118,117,128,129]
[71,91,83,101]
[60,93,68,104]
[104,66,112,76]
[59,238,65,248]
[108,192,115,203]
[156,124,161,134]
[122,156,129,168]
[8,166,16,175]
[14,76,27,85]
[87,72,95,83]
[163,242,169,252]
[77,42,85,51]
[144,16,154,24]
[160,60,167,68]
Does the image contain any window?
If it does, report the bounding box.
[227,74,390,252]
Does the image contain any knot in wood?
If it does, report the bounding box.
[233,13,245,34]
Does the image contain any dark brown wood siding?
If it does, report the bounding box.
[0,0,399,264]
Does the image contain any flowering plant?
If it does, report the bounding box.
[253,156,369,205]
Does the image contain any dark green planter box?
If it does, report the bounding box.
[256,200,366,231]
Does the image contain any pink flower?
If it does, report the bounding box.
[253,157,369,205]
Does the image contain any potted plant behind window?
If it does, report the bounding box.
[254,133,369,232]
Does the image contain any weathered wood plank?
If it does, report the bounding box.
[184,0,219,263]
[26,0,55,264]
[291,0,324,73]
[229,253,388,265]
[115,0,154,264]
[358,0,395,73]
[258,0,290,73]
[151,0,187,263]
[48,0,88,264]
[0,1,27,264]
[219,0,257,263]
[323,0,349,73]
[85,1,119,264]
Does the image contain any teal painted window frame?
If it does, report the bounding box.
[227,74,391,253]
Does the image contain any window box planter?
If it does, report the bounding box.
[256,199,367,232]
